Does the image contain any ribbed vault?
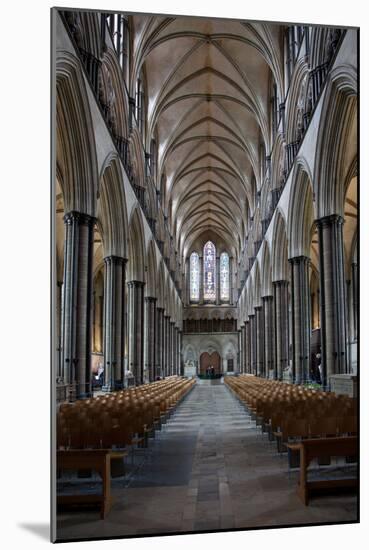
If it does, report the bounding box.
[133,16,284,267]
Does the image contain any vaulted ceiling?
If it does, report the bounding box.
[132,15,284,263]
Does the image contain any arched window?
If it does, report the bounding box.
[203,241,216,302]
[220,252,230,301]
[106,14,129,83]
[190,252,200,302]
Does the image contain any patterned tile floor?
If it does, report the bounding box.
[56,379,358,541]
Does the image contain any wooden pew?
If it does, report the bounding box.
[287,436,358,505]
[57,449,127,518]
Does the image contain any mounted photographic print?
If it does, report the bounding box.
[51,6,359,543]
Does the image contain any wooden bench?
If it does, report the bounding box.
[287,436,358,505]
[57,449,127,518]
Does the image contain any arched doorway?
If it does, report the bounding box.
[200,351,221,376]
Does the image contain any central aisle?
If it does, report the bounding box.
[57,380,357,540]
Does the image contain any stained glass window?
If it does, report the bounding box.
[190,252,200,301]
[203,241,216,301]
[220,252,230,301]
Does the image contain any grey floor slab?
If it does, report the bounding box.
[56,380,358,541]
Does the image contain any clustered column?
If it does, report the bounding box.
[238,328,243,373]
[240,325,246,372]
[244,319,251,374]
[61,211,95,398]
[262,295,274,379]
[255,305,265,377]
[127,280,145,385]
[163,315,170,376]
[289,256,310,384]
[273,280,289,380]
[317,215,347,385]
[103,256,127,391]
[170,321,175,375]
[155,307,164,378]
[249,313,256,375]
[144,296,157,382]
[178,329,183,375]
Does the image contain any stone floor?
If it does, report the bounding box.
[56,379,358,541]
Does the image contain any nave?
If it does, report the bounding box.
[57,379,356,540]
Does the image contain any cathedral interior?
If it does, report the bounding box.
[52,8,358,542]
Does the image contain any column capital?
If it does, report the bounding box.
[157,306,165,313]
[315,214,344,227]
[170,320,175,326]
[273,279,289,287]
[127,280,145,288]
[63,210,96,226]
[164,314,170,320]
[145,296,157,303]
[104,255,128,266]
[255,305,263,312]
[261,295,273,302]
[288,255,310,265]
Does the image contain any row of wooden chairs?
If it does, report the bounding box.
[57,377,196,451]
[225,375,357,457]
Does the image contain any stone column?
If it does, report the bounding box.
[170,321,175,375]
[242,326,247,373]
[155,307,164,378]
[238,328,243,373]
[144,296,157,382]
[216,256,220,305]
[164,315,170,376]
[245,319,251,373]
[262,296,274,379]
[178,329,183,375]
[255,305,265,377]
[61,211,95,398]
[289,256,311,384]
[249,314,256,375]
[102,256,127,391]
[229,257,233,305]
[317,215,347,385]
[173,327,178,374]
[127,280,145,385]
[273,280,289,380]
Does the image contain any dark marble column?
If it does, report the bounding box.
[249,314,256,375]
[145,296,157,382]
[102,256,127,391]
[289,256,311,384]
[245,319,251,373]
[173,327,178,374]
[262,296,274,379]
[155,307,164,379]
[61,211,95,398]
[170,321,175,375]
[164,315,170,376]
[255,305,265,377]
[273,280,289,380]
[238,328,242,373]
[317,215,347,385]
[241,326,246,373]
[127,280,145,385]
[178,329,183,375]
